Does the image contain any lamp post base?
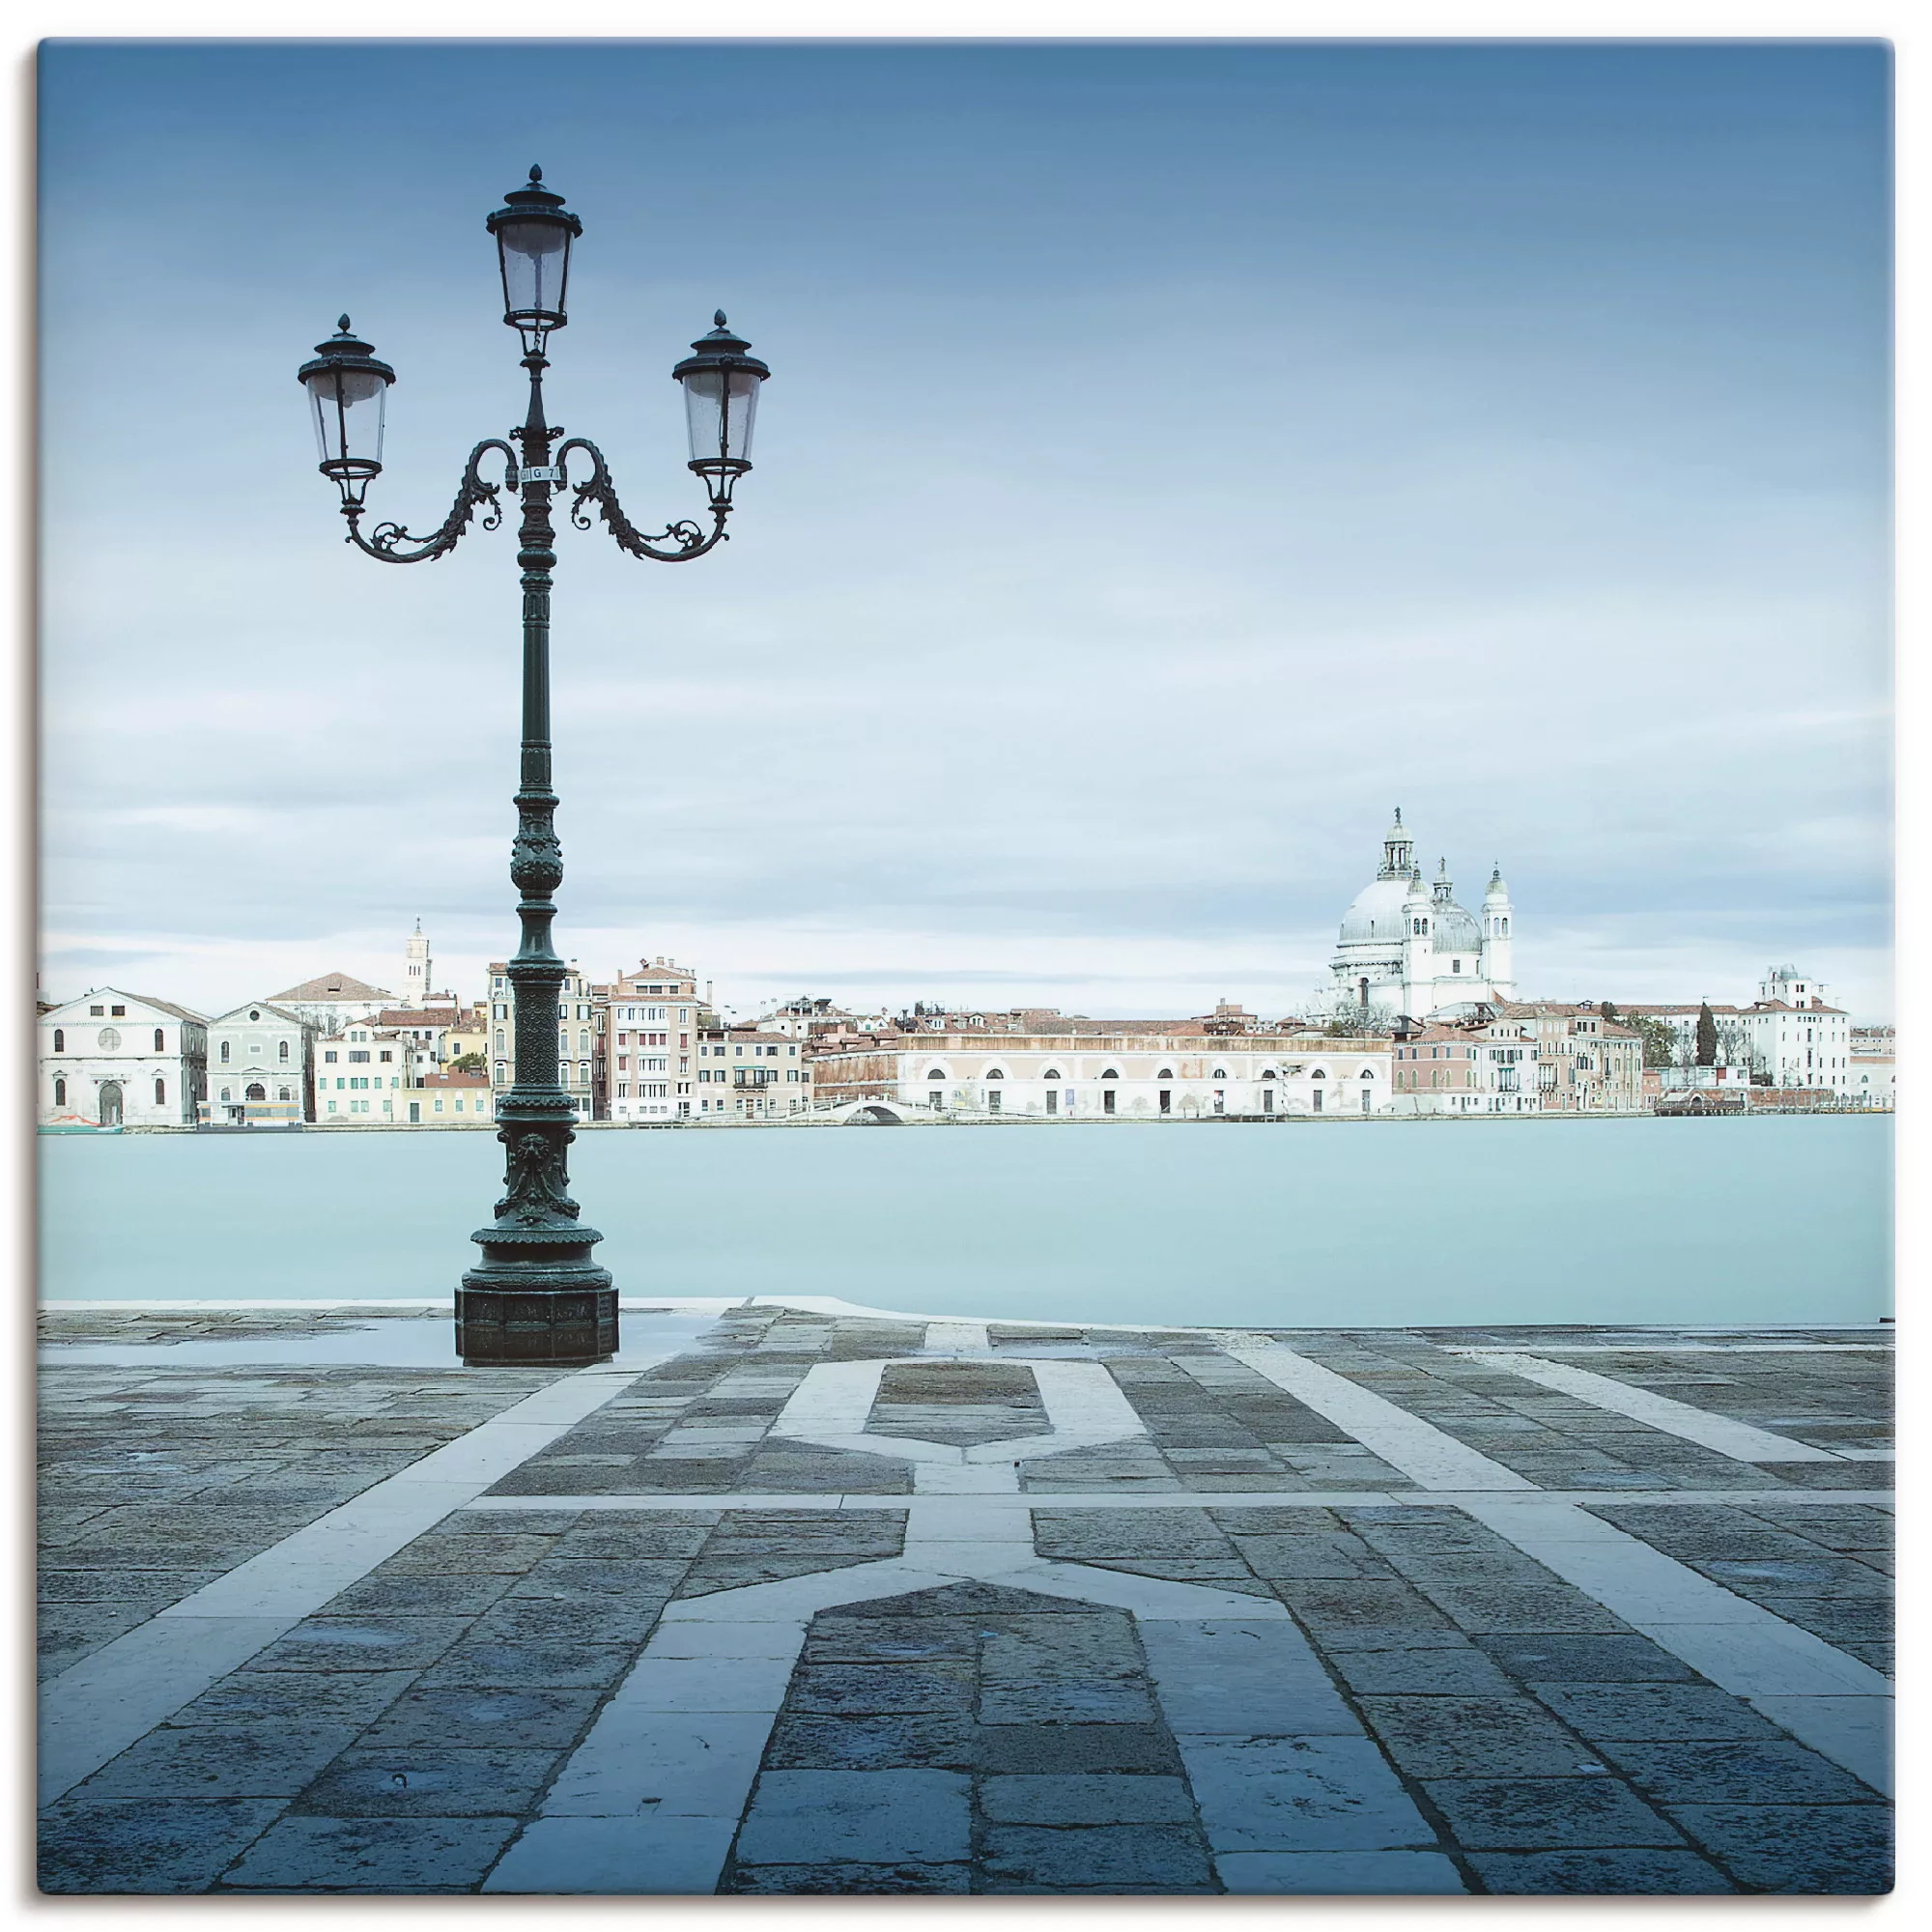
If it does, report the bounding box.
[456,1267,617,1366]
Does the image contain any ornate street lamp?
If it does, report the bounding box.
[297,166,770,1367]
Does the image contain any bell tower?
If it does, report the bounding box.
[1378,808,1414,880]
[403,920,432,1009]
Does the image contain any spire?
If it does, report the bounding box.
[1433,857,1453,903]
[1485,865,1510,902]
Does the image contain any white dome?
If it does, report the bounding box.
[1430,901,1483,953]
[1338,877,1412,948]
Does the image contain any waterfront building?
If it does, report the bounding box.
[404,1070,497,1124]
[1499,1003,1644,1112]
[696,1022,812,1119]
[314,1021,414,1123]
[367,1002,468,1080]
[1850,1050,1895,1108]
[1331,811,1518,1020]
[1389,1016,1539,1115]
[1737,966,1854,1094]
[487,959,605,1121]
[199,1002,314,1127]
[267,969,395,1035]
[606,957,703,1121]
[809,1031,1393,1119]
[39,988,207,1128]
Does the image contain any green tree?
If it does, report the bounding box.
[448,1052,487,1075]
[1622,1015,1678,1069]
[1600,1000,1620,1023]
[1695,1002,1719,1067]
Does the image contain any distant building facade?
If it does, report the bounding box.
[696,1023,811,1119]
[1737,966,1854,1094]
[39,989,207,1127]
[404,1071,496,1124]
[607,957,703,1121]
[1500,1003,1644,1113]
[201,1002,314,1126]
[1389,1016,1539,1115]
[809,1032,1393,1120]
[315,1020,413,1124]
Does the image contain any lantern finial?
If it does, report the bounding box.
[715,309,727,327]
[529,164,543,182]
[337,313,352,332]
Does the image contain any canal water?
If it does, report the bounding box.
[38,1116,1891,1330]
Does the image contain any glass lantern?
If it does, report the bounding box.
[297,317,396,505]
[485,166,582,340]
[672,313,771,497]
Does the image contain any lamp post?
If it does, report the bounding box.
[298,166,770,1367]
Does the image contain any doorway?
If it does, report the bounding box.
[98,1081,123,1127]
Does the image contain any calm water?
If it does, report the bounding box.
[39,1117,1891,1329]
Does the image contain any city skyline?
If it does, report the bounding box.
[40,42,1893,1022]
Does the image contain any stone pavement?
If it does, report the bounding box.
[38,1303,1893,1894]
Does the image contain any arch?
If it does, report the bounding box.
[1041,1068,1062,1082]
[219,1040,232,1063]
[1261,1068,1277,1080]
[1310,1067,1327,1080]
[155,1077,167,1106]
[52,1029,63,1053]
[1100,1067,1120,1080]
[1212,1069,1228,1081]
[277,1086,292,1101]
[984,1067,1006,1081]
[1156,1068,1175,1081]
[53,1077,66,1108]
[925,1067,947,1081]
[279,1039,290,1062]
[219,1087,232,1103]
[154,1028,165,1051]
[245,1082,267,1102]
[98,1081,123,1128]
[1359,1067,1376,1080]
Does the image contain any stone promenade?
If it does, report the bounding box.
[38,1302,1893,1894]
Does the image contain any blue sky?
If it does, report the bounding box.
[38,40,1892,1020]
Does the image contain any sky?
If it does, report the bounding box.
[37,39,1893,1024]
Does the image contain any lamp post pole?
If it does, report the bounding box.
[297,167,769,1367]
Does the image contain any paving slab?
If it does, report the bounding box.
[39,1305,1890,1896]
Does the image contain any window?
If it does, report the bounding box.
[52,1029,63,1052]
[279,1039,289,1062]
[1103,1089,1117,1114]
[248,1009,260,1021]
[1212,1069,1228,1081]
[98,1028,121,1051]
[53,1077,66,1107]
[379,1050,393,1064]
[90,1006,104,1017]
[1453,959,1462,974]
[245,1082,266,1101]
[1157,1068,1174,1081]
[1042,1068,1062,1082]
[277,1086,290,1102]
[1100,1067,1119,1081]
[154,1077,166,1105]
[325,1050,337,1064]
[349,1050,371,1064]
[154,1028,165,1051]
[220,1040,232,1063]
[220,1087,232,1103]
[110,1005,125,1017]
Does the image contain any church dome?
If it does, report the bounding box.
[1338,876,1412,948]
[1430,900,1483,954]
